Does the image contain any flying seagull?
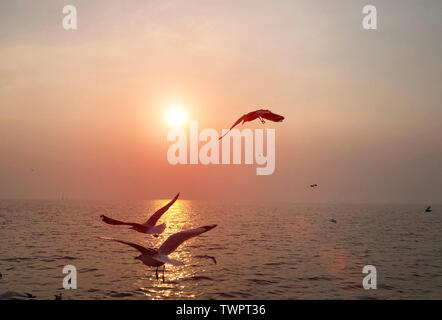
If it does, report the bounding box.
[425,206,432,213]
[96,224,217,282]
[0,291,36,300]
[100,193,179,235]
[219,109,284,140]
[310,184,318,188]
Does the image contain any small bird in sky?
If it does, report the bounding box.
[219,109,284,140]
[96,224,217,282]
[310,184,318,188]
[425,206,432,213]
[100,193,179,235]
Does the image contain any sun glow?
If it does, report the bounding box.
[167,107,187,127]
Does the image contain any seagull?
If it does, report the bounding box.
[219,109,284,140]
[425,206,432,213]
[310,184,318,188]
[96,224,217,282]
[0,291,36,300]
[330,219,337,224]
[100,193,179,235]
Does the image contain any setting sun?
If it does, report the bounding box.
[167,107,187,127]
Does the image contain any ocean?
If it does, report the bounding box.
[0,200,441,299]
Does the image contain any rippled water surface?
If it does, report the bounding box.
[0,200,441,299]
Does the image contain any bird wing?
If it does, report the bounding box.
[143,193,180,227]
[100,215,140,228]
[95,236,157,255]
[260,110,285,122]
[218,115,247,140]
[158,224,217,256]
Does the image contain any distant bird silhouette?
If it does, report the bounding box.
[195,255,217,264]
[96,224,217,282]
[100,193,179,235]
[310,184,318,188]
[425,206,432,213]
[330,219,337,224]
[219,109,284,140]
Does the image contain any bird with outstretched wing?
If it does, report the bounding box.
[100,192,179,235]
[219,109,284,140]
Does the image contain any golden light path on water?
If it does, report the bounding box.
[134,199,201,299]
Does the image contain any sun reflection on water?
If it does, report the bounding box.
[132,199,205,299]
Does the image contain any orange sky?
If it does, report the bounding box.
[0,0,441,203]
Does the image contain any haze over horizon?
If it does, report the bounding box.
[1,0,441,203]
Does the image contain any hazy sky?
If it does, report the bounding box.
[0,0,441,203]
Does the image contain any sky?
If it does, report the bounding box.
[0,0,441,203]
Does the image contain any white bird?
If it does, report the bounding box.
[0,291,35,300]
[96,224,217,282]
[100,193,179,235]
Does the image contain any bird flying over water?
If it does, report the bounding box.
[219,109,284,140]
[100,193,179,235]
[425,206,432,213]
[310,184,318,188]
[96,224,217,282]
